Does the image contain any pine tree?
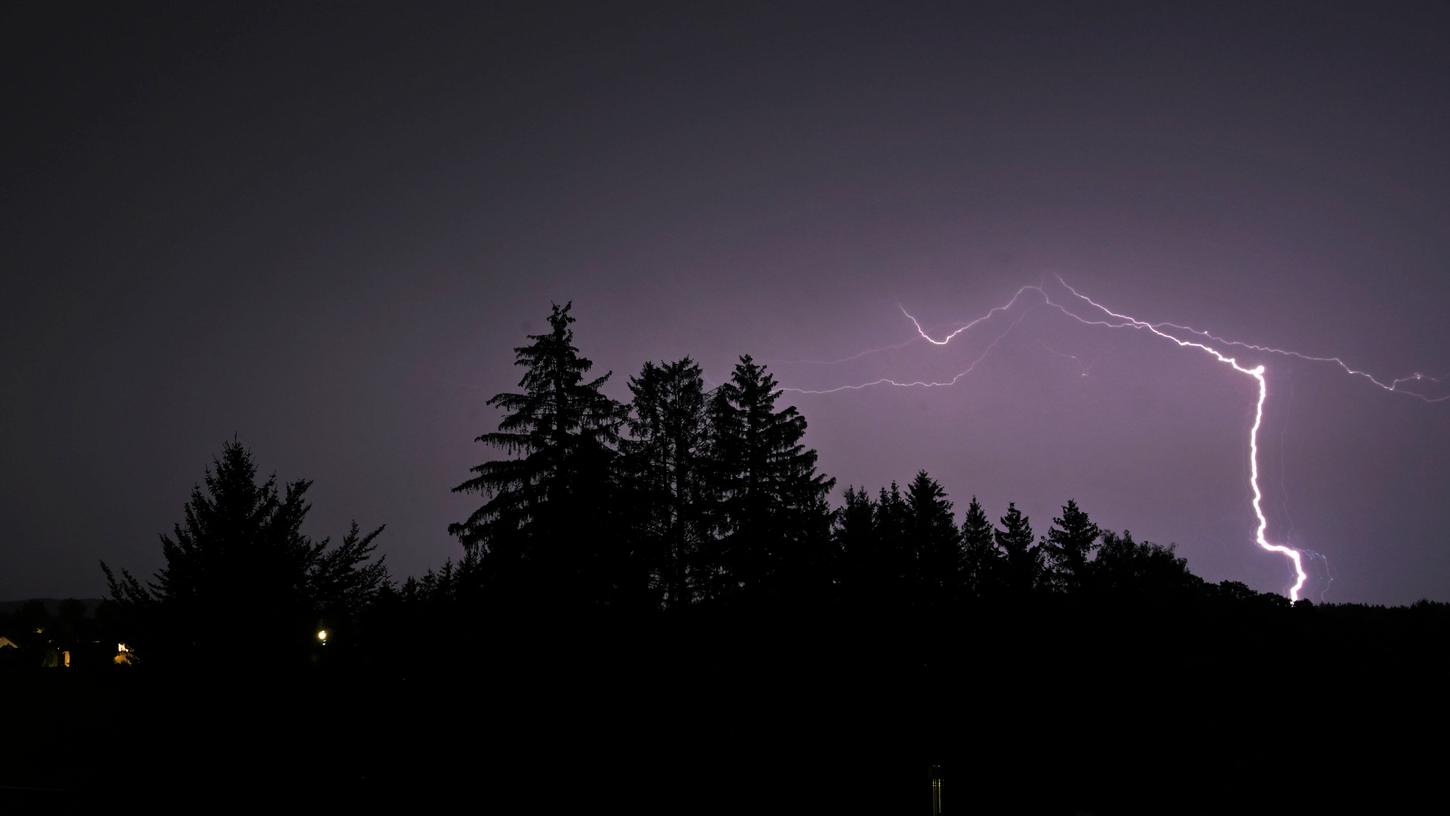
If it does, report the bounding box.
[994,502,1042,596]
[960,496,1001,598]
[703,355,835,603]
[100,440,387,667]
[449,302,631,609]
[310,522,390,629]
[904,471,962,608]
[873,482,911,606]
[623,357,711,610]
[1042,499,1101,594]
[835,486,878,605]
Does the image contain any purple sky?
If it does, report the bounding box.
[5,2,1449,603]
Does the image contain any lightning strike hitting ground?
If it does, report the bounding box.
[1050,279,1307,600]
[781,278,1445,600]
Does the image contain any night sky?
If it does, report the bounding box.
[6,2,1450,604]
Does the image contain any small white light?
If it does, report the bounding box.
[317,629,329,644]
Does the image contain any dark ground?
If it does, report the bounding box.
[5,610,1448,813]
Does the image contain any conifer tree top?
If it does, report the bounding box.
[450,302,625,554]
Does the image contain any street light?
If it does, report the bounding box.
[316,628,329,645]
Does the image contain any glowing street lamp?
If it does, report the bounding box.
[316,628,329,645]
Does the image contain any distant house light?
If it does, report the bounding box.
[316,629,329,644]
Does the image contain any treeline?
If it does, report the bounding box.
[87,302,1406,674]
[15,302,1450,810]
[401,303,1279,616]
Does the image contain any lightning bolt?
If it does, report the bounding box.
[1049,278,1307,600]
[781,277,1445,600]
[773,285,1045,365]
[780,307,1033,394]
[1300,549,1335,603]
[1104,309,1449,403]
[900,285,1045,346]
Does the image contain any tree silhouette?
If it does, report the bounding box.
[994,502,1042,596]
[449,302,633,610]
[856,481,919,610]
[904,471,962,608]
[703,355,835,604]
[960,496,1001,599]
[835,486,879,606]
[1092,530,1196,599]
[100,440,386,667]
[310,522,390,635]
[623,358,712,610]
[1042,499,1101,594]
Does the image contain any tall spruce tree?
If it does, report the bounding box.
[1042,499,1101,594]
[703,355,835,603]
[994,502,1042,596]
[960,496,1001,598]
[904,471,962,608]
[623,357,711,610]
[449,302,632,609]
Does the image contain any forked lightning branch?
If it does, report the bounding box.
[782,277,1447,601]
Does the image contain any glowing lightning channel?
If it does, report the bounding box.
[1048,279,1308,601]
[772,285,1047,365]
[1149,327,1450,403]
[780,306,1034,394]
[782,278,1445,600]
[1045,274,1450,404]
[900,285,1046,346]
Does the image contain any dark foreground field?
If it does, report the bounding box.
[6,610,1449,813]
